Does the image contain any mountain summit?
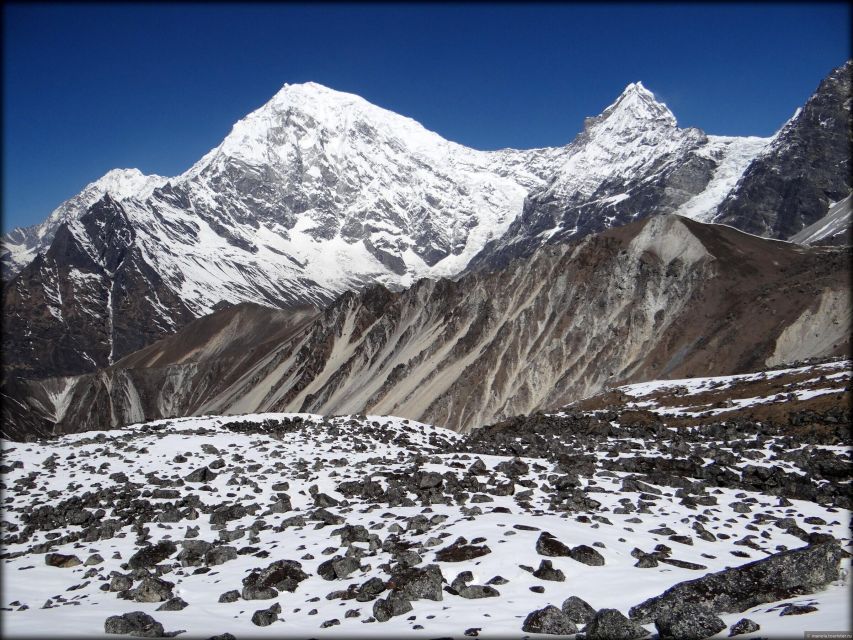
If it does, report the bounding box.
[584,81,678,133]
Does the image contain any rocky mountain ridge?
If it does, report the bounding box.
[4,215,849,438]
[6,62,849,380]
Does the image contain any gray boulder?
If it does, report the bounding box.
[629,541,843,623]
[533,559,566,581]
[521,605,577,635]
[570,544,605,566]
[132,577,175,603]
[373,590,413,622]
[654,602,726,640]
[729,618,760,636]
[535,531,572,557]
[389,563,444,601]
[586,608,649,640]
[104,611,165,637]
[128,540,178,570]
[561,595,596,624]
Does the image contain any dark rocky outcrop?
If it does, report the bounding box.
[629,541,843,622]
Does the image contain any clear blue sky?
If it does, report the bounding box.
[3,2,850,232]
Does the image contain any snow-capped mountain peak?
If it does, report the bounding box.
[193,81,457,174]
[92,167,167,200]
[584,81,678,135]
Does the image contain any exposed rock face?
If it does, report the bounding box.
[714,61,852,239]
[4,215,850,438]
[2,197,197,379]
[629,541,844,623]
[1,83,567,379]
[521,605,578,635]
[467,82,770,271]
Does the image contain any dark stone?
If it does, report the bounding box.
[132,577,175,603]
[535,531,572,557]
[586,608,650,640]
[654,602,726,640]
[185,467,217,483]
[251,603,280,627]
[729,618,760,636]
[355,576,387,602]
[45,553,82,568]
[156,597,188,611]
[205,546,238,566]
[533,559,565,581]
[104,611,165,637]
[450,571,500,599]
[243,559,309,594]
[561,595,596,624]
[570,544,605,566]
[128,540,178,570]
[779,603,819,616]
[373,590,413,622]
[434,536,491,562]
[317,555,360,580]
[218,590,240,603]
[388,564,444,601]
[521,605,577,635]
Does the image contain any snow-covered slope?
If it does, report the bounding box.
[1,390,850,638]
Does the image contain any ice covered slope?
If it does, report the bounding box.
[0,403,850,639]
[7,215,849,437]
[3,78,779,379]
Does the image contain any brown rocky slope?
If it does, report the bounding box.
[2,215,849,439]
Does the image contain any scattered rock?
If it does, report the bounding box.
[533,559,565,581]
[373,590,413,622]
[128,541,178,570]
[388,564,444,601]
[434,537,491,562]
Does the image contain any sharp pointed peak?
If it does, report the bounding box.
[588,81,678,131]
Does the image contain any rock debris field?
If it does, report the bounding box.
[1,367,850,638]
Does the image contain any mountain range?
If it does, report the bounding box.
[4,214,850,438]
[3,61,850,385]
[1,61,851,441]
